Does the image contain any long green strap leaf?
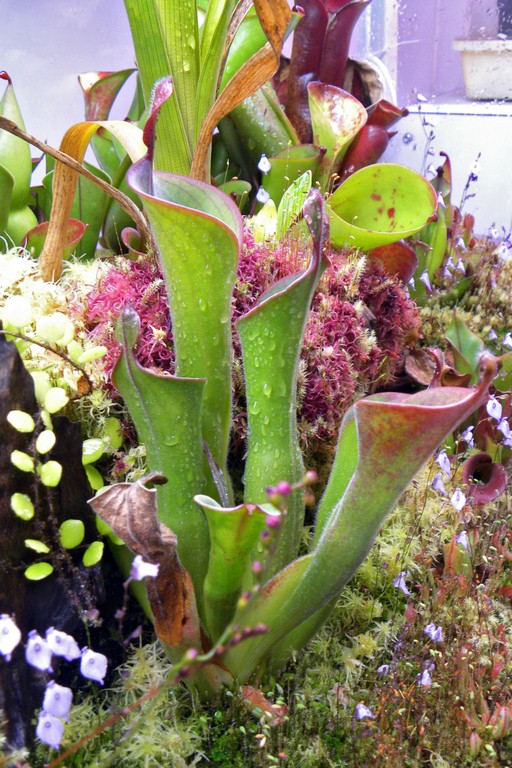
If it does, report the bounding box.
[112,307,209,616]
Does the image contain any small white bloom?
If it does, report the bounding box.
[43,681,73,720]
[408,277,416,291]
[436,450,451,476]
[460,426,474,448]
[498,419,511,438]
[456,530,470,551]
[0,615,22,660]
[377,664,390,675]
[257,154,271,174]
[256,187,270,204]
[36,711,64,749]
[419,270,432,292]
[416,92,428,103]
[129,555,160,581]
[46,628,81,661]
[26,631,52,672]
[354,703,375,719]
[502,332,512,348]
[496,243,510,261]
[80,648,107,684]
[488,329,498,341]
[450,488,466,512]
[486,396,502,422]
[436,192,446,208]
[455,258,466,274]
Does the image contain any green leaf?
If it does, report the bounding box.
[59,519,86,549]
[327,164,437,250]
[127,158,243,480]
[224,355,499,680]
[10,492,35,520]
[194,494,280,640]
[236,189,330,575]
[24,539,50,554]
[82,540,104,567]
[445,313,485,382]
[24,562,54,580]
[276,171,312,239]
[263,145,323,207]
[82,438,107,465]
[112,307,210,615]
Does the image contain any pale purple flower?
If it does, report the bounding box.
[502,332,512,348]
[0,614,21,660]
[424,623,443,643]
[486,396,502,421]
[36,711,64,749]
[456,530,470,550]
[46,628,81,661]
[256,187,270,204]
[80,648,107,684]
[129,555,160,581]
[437,192,446,209]
[393,571,412,597]
[408,277,416,291]
[431,472,446,494]
[354,703,375,719]
[26,631,52,672]
[489,329,498,341]
[257,154,271,174]
[377,664,390,675]
[496,243,510,261]
[419,270,432,292]
[460,426,474,448]
[450,488,466,512]
[417,92,428,103]
[455,258,466,274]
[498,419,511,439]
[43,681,73,720]
[417,668,432,687]
[436,450,451,476]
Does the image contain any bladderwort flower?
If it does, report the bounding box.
[424,623,443,643]
[431,472,447,494]
[377,664,390,675]
[393,571,412,597]
[450,488,467,513]
[489,329,498,341]
[255,187,270,205]
[417,667,432,687]
[354,703,375,720]
[43,681,73,720]
[502,332,512,348]
[257,154,271,174]
[129,555,160,581]
[26,631,53,672]
[456,530,470,550]
[45,627,81,661]
[80,647,107,684]
[36,711,65,749]
[460,425,474,448]
[498,418,512,447]
[435,450,451,477]
[0,614,21,660]
[419,270,432,292]
[486,396,503,422]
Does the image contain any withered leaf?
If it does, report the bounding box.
[90,478,201,648]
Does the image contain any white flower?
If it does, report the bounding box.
[436,450,451,477]
[456,530,470,551]
[129,555,160,581]
[419,270,432,292]
[46,628,81,661]
[43,681,73,720]
[502,332,512,348]
[486,396,502,421]
[36,711,64,749]
[450,488,466,512]
[377,664,390,675]
[26,631,52,672]
[354,703,375,719]
[0,615,22,660]
[257,154,271,174]
[256,187,270,205]
[455,258,466,274]
[489,329,498,341]
[80,648,107,684]
[460,426,474,448]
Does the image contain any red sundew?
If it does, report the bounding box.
[82,231,420,481]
